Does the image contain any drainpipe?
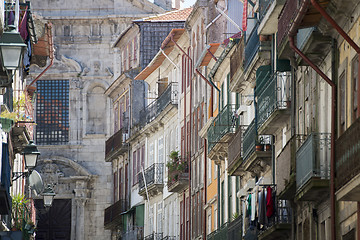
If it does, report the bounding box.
[26,23,54,90]
[288,36,336,240]
[170,35,193,240]
[204,139,207,240]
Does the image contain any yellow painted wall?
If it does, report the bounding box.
[339,15,360,129]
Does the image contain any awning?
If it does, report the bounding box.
[134,28,185,80]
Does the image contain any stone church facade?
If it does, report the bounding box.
[27,0,172,239]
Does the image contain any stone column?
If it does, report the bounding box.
[75,198,86,240]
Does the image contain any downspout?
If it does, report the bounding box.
[170,35,193,240]
[204,139,207,240]
[26,23,54,90]
[288,36,336,240]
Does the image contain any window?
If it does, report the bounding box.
[339,73,346,135]
[221,181,225,225]
[228,176,232,222]
[133,150,137,185]
[352,56,358,122]
[63,25,71,36]
[158,137,164,164]
[149,143,154,166]
[36,80,69,145]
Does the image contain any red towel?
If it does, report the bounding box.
[266,186,274,217]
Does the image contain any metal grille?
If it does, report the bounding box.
[259,0,275,21]
[296,133,331,189]
[139,163,164,192]
[36,80,69,145]
[244,24,260,71]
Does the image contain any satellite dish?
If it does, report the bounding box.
[28,170,44,196]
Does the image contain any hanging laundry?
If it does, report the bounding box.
[19,10,28,41]
[247,194,252,217]
[266,186,274,217]
[258,188,267,225]
[251,192,256,221]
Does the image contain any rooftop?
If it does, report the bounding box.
[134,7,193,22]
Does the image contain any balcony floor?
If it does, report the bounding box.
[139,183,164,199]
[258,108,291,135]
[258,223,291,240]
[241,150,272,176]
[296,178,329,201]
[336,172,360,201]
[258,0,287,35]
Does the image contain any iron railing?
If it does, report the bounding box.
[243,119,256,161]
[167,157,189,190]
[105,128,128,160]
[336,117,360,190]
[296,27,316,50]
[277,0,299,47]
[207,104,239,153]
[140,83,178,126]
[121,227,144,240]
[259,0,275,21]
[228,126,247,168]
[139,163,164,192]
[257,71,291,129]
[162,236,176,240]
[296,133,331,189]
[144,233,163,240]
[207,223,228,240]
[104,199,129,227]
[244,24,260,71]
[259,200,292,235]
[228,216,242,240]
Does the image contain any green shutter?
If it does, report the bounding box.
[135,204,145,227]
[228,176,232,222]
[221,83,224,110]
[221,181,224,226]
[227,73,231,105]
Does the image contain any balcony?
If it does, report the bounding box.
[12,92,34,154]
[139,163,164,198]
[277,135,307,200]
[296,27,332,66]
[207,223,228,240]
[241,119,272,176]
[244,24,271,74]
[296,133,331,201]
[229,38,245,93]
[258,200,292,240]
[277,0,330,59]
[258,0,287,35]
[207,104,238,162]
[167,157,189,193]
[105,128,129,162]
[104,199,129,229]
[227,126,246,176]
[122,227,144,240]
[0,145,11,215]
[228,216,242,240]
[144,233,163,240]
[257,70,291,135]
[140,83,178,127]
[336,117,360,201]
[162,237,176,240]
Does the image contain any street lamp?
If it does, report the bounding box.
[22,140,40,171]
[12,141,40,181]
[42,184,56,208]
[0,25,27,71]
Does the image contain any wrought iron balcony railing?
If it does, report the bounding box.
[139,163,164,193]
[140,83,178,126]
[244,24,260,71]
[105,128,129,161]
[257,71,291,129]
[296,133,331,190]
[228,216,242,240]
[207,223,228,240]
[277,0,299,47]
[336,117,360,190]
[207,104,239,154]
[167,157,189,192]
[104,199,129,228]
[259,0,275,21]
[228,125,247,172]
[259,200,292,235]
[144,233,163,240]
[121,227,144,240]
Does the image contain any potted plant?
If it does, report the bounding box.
[11,194,35,239]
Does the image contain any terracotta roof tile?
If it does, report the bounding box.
[139,7,193,22]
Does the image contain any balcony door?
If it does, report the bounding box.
[35,199,72,240]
